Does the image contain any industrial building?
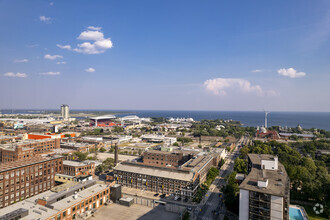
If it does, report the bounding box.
[0,180,111,219]
[239,154,290,220]
[60,142,96,153]
[0,139,61,163]
[0,156,63,209]
[63,160,96,177]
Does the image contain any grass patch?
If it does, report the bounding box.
[291,203,328,220]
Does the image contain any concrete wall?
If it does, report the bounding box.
[122,193,155,208]
[239,189,249,220]
[165,203,186,213]
[271,195,283,220]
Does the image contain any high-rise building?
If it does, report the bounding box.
[60,104,70,120]
[239,154,290,220]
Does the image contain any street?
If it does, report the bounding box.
[194,136,249,220]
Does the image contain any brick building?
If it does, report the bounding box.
[60,142,96,153]
[63,161,96,177]
[0,139,60,163]
[114,149,224,200]
[0,180,112,220]
[0,156,63,208]
[143,150,186,168]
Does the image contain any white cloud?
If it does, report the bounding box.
[44,54,63,60]
[3,72,27,78]
[78,30,104,41]
[56,61,66,65]
[40,72,60,76]
[14,59,29,63]
[277,68,306,78]
[87,26,102,31]
[40,16,51,23]
[57,26,113,54]
[251,69,263,73]
[56,44,71,50]
[204,78,264,96]
[49,2,54,6]
[85,67,95,73]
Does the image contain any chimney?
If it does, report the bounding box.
[114,143,118,165]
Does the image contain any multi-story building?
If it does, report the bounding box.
[0,139,60,162]
[0,156,63,208]
[114,162,200,199]
[143,149,186,168]
[61,104,70,120]
[114,149,224,200]
[63,160,96,177]
[0,136,21,144]
[60,142,96,153]
[239,154,290,220]
[0,180,111,220]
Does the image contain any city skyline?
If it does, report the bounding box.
[1,0,330,111]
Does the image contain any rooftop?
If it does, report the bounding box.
[114,162,195,182]
[239,154,290,197]
[63,160,95,167]
[90,115,116,120]
[0,156,63,173]
[0,181,109,220]
[0,138,56,150]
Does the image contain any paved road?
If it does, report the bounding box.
[195,136,248,220]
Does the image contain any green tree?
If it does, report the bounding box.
[73,152,88,161]
[99,147,106,153]
[234,158,247,174]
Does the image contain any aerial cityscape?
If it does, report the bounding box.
[0,1,329,220]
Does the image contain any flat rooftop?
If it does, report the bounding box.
[61,142,92,148]
[63,160,95,167]
[114,162,194,182]
[0,156,63,173]
[239,154,290,197]
[0,181,109,220]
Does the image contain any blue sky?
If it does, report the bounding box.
[0,0,330,111]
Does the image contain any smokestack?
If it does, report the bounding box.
[114,143,118,165]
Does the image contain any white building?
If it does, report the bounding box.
[61,104,70,120]
[239,154,290,220]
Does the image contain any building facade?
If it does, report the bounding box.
[0,180,112,220]
[114,162,200,199]
[63,160,96,177]
[61,104,70,120]
[143,150,185,168]
[0,156,63,208]
[239,154,290,220]
[0,139,60,162]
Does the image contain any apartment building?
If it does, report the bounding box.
[114,149,224,200]
[0,156,63,208]
[114,162,200,199]
[239,154,290,220]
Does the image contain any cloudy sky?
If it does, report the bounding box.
[1,0,330,111]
